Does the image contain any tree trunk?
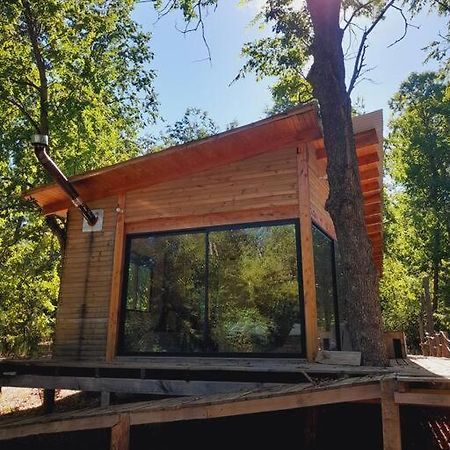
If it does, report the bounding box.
[23,0,67,247]
[422,276,434,334]
[306,0,387,366]
[432,228,440,312]
[45,215,66,257]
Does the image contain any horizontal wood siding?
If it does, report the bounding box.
[55,148,303,361]
[53,197,118,360]
[125,148,299,226]
[308,151,335,238]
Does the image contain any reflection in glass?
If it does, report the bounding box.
[312,226,339,351]
[121,233,206,353]
[120,221,303,355]
[208,225,302,353]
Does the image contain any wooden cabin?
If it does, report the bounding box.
[26,103,383,364]
[3,105,449,450]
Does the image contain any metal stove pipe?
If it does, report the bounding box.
[31,134,97,226]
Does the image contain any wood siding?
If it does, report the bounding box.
[124,147,299,226]
[54,146,333,361]
[53,196,118,359]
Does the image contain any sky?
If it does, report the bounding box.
[133,1,448,135]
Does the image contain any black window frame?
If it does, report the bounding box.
[118,218,306,358]
[311,223,341,351]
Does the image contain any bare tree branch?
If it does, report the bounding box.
[387,5,419,48]
[22,0,49,134]
[174,1,212,62]
[347,0,396,95]
[343,0,377,33]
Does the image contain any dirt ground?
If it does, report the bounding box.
[0,387,98,423]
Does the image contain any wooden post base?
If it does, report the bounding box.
[110,414,130,450]
[381,379,402,450]
[43,389,55,414]
[101,391,111,407]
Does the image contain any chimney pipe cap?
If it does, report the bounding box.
[31,134,48,146]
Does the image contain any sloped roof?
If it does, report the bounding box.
[26,102,383,265]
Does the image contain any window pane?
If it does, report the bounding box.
[208,224,302,353]
[312,226,338,351]
[121,233,206,353]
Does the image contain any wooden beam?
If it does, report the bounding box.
[131,382,382,425]
[101,391,111,407]
[394,391,450,407]
[110,414,130,450]
[106,194,126,362]
[0,415,118,442]
[363,192,382,205]
[297,144,318,362]
[365,214,382,226]
[315,129,379,159]
[361,179,380,192]
[381,379,402,450]
[364,203,381,217]
[0,381,382,442]
[125,204,298,234]
[0,375,286,397]
[366,223,382,234]
[359,167,380,182]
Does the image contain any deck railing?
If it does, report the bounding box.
[420,331,450,358]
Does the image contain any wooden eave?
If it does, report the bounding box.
[25,103,384,265]
[26,103,321,214]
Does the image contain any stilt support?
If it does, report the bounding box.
[43,389,55,414]
[381,379,402,450]
[110,414,130,450]
[101,391,111,407]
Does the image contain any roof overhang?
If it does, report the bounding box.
[25,102,383,266]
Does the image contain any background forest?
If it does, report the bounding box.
[0,0,448,355]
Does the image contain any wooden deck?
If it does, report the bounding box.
[0,356,449,449]
[0,355,449,396]
[0,375,449,444]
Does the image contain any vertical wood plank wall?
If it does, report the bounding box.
[54,197,118,359]
[54,146,333,361]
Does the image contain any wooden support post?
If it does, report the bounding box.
[43,388,55,414]
[101,391,111,407]
[106,194,126,362]
[297,144,318,362]
[381,379,402,450]
[110,414,130,450]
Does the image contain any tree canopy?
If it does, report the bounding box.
[382,71,450,344]
[0,0,157,355]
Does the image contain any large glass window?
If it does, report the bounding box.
[312,225,340,351]
[119,221,304,355]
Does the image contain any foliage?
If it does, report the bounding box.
[382,71,450,343]
[380,193,424,347]
[408,0,449,67]
[0,0,157,355]
[160,107,219,147]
